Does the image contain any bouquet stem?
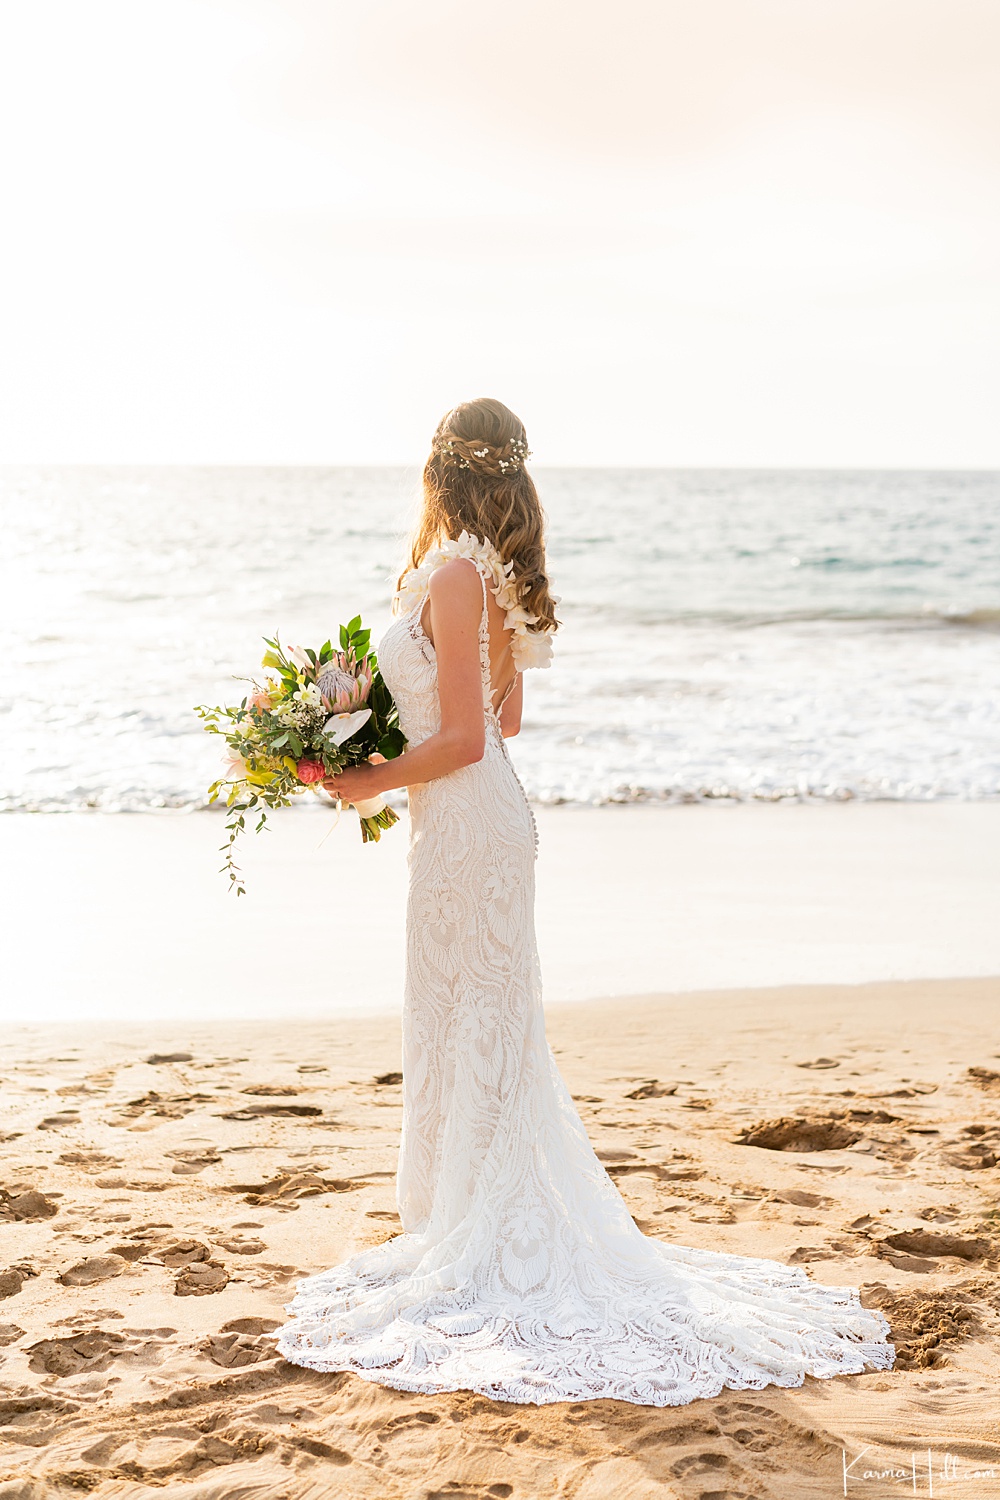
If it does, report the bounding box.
[359,805,399,843]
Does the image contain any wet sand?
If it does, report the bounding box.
[2,800,998,1021]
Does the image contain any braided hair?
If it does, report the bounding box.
[402,397,559,636]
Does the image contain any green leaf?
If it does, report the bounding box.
[378,727,405,759]
[347,614,361,635]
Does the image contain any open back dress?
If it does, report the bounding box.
[276,537,895,1406]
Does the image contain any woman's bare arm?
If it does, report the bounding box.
[325,558,486,802]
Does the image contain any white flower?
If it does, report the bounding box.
[287,644,311,671]
[294,684,323,708]
[504,603,539,631]
[225,751,247,777]
[494,587,521,614]
[392,531,553,670]
[511,630,553,670]
[323,707,372,745]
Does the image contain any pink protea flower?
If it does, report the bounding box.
[296,758,326,784]
[316,653,373,714]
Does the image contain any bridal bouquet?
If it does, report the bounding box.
[195,617,406,894]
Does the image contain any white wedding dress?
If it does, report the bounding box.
[276,552,895,1406]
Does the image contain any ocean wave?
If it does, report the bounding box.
[576,605,1000,629]
[948,607,1000,626]
[4,781,998,814]
[4,464,999,814]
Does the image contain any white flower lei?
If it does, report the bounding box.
[394,530,553,671]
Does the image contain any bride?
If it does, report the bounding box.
[276,397,895,1405]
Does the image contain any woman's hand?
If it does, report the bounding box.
[324,761,386,804]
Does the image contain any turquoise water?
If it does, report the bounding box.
[2,465,998,809]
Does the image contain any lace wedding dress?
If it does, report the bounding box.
[277,544,895,1406]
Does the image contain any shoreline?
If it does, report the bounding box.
[2,800,998,1023]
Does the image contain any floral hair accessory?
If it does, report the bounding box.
[435,433,532,476]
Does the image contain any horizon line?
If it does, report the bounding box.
[2,460,999,475]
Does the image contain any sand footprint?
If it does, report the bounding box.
[0,1186,58,1221]
[418,1487,512,1500]
[226,1169,365,1207]
[56,1150,121,1174]
[220,1101,323,1120]
[212,1227,267,1253]
[861,1280,983,1367]
[201,1317,281,1368]
[149,1241,230,1295]
[966,1065,1000,1094]
[164,1146,222,1175]
[58,1255,129,1287]
[0,1263,38,1299]
[26,1324,177,1378]
[625,1079,678,1099]
[736,1115,861,1151]
[941,1123,1000,1170]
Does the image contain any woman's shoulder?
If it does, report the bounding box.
[427,555,484,603]
[394,532,494,613]
[394,531,554,670]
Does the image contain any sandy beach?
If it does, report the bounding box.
[2,804,999,1497]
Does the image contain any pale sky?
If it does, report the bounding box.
[1,0,998,465]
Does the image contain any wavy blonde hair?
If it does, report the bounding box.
[401,397,559,635]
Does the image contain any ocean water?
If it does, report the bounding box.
[2,465,998,812]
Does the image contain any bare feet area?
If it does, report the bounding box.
[1,977,998,1499]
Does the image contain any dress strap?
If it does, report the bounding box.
[496,672,519,713]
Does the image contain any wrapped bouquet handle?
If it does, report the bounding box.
[348,752,394,842]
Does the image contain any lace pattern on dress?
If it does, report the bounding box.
[275,556,894,1406]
